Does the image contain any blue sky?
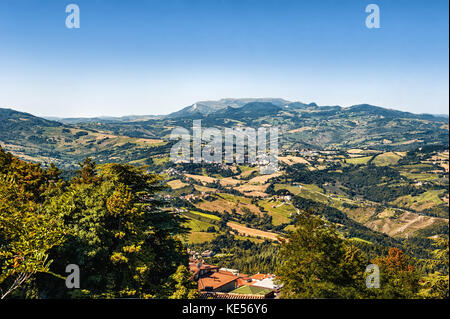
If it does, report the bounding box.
[0,0,448,117]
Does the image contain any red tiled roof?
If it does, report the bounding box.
[198,271,238,291]
[237,278,255,287]
[250,273,271,281]
[218,270,236,276]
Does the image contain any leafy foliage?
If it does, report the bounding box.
[39,159,190,298]
[0,147,66,299]
[0,148,196,299]
[276,213,367,298]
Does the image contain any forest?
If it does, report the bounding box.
[0,147,197,299]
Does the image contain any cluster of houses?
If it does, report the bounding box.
[188,258,282,299]
[164,167,182,176]
[181,193,212,202]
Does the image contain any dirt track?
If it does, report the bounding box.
[227,222,281,242]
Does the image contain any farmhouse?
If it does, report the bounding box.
[189,261,220,280]
[189,259,279,298]
[198,271,238,292]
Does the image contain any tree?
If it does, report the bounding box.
[0,148,66,299]
[0,150,195,299]
[418,239,449,299]
[371,247,421,298]
[40,160,190,298]
[74,157,98,184]
[276,212,367,298]
[167,265,199,299]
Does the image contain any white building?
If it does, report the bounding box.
[252,277,283,291]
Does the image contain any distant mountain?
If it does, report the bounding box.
[0,99,448,167]
[284,101,319,109]
[0,108,168,167]
[45,114,161,124]
[342,104,445,120]
[433,114,450,119]
[1,108,61,127]
[168,98,449,121]
[0,108,62,141]
[42,99,449,123]
[167,98,291,118]
[211,102,283,119]
[182,101,448,150]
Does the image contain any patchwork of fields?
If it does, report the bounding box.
[162,147,448,245]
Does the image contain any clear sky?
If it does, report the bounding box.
[0,0,448,117]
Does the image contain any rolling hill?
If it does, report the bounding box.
[0,99,448,167]
[0,100,448,258]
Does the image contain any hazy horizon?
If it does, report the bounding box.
[0,0,448,117]
[2,97,449,119]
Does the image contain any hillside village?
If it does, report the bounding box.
[188,250,281,299]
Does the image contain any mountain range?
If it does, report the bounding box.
[0,98,448,167]
[42,98,449,123]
